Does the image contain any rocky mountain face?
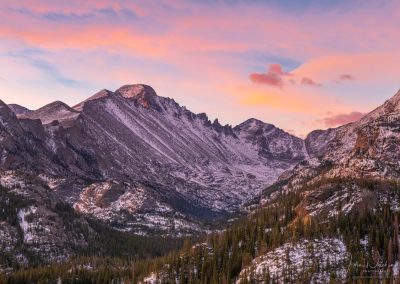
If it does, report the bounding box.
[259,89,400,221]
[305,90,400,178]
[0,170,185,272]
[0,171,96,271]
[1,84,307,235]
[2,86,400,281]
[18,101,79,126]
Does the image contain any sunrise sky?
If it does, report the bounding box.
[1,0,400,137]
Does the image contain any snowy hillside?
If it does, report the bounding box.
[237,238,349,283]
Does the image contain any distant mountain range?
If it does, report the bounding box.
[0,84,307,235]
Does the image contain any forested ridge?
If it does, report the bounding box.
[2,178,400,283]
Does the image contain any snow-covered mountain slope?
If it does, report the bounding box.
[1,84,307,234]
[257,89,400,221]
[304,89,400,180]
[16,101,80,126]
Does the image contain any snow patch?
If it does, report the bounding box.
[18,206,38,243]
[238,238,349,283]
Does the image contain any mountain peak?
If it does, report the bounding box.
[0,100,15,117]
[0,100,23,135]
[21,101,79,126]
[39,101,76,112]
[234,118,273,132]
[8,104,32,116]
[392,88,400,99]
[356,88,400,125]
[115,84,161,110]
[116,84,157,99]
[73,89,113,111]
[385,88,400,110]
[241,118,267,125]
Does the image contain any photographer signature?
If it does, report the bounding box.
[347,252,392,273]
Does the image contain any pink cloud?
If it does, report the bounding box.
[249,64,292,88]
[301,77,321,87]
[322,111,366,127]
[339,74,355,81]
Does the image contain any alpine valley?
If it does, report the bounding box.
[1,85,400,283]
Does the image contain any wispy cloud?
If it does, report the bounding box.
[338,74,355,81]
[12,6,139,22]
[301,77,321,87]
[6,48,87,87]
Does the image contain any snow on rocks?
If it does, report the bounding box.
[142,272,159,284]
[37,174,65,189]
[296,183,376,220]
[18,206,38,243]
[73,181,201,235]
[0,171,27,189]
[237,238,349,283]
[73,182,147,218]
